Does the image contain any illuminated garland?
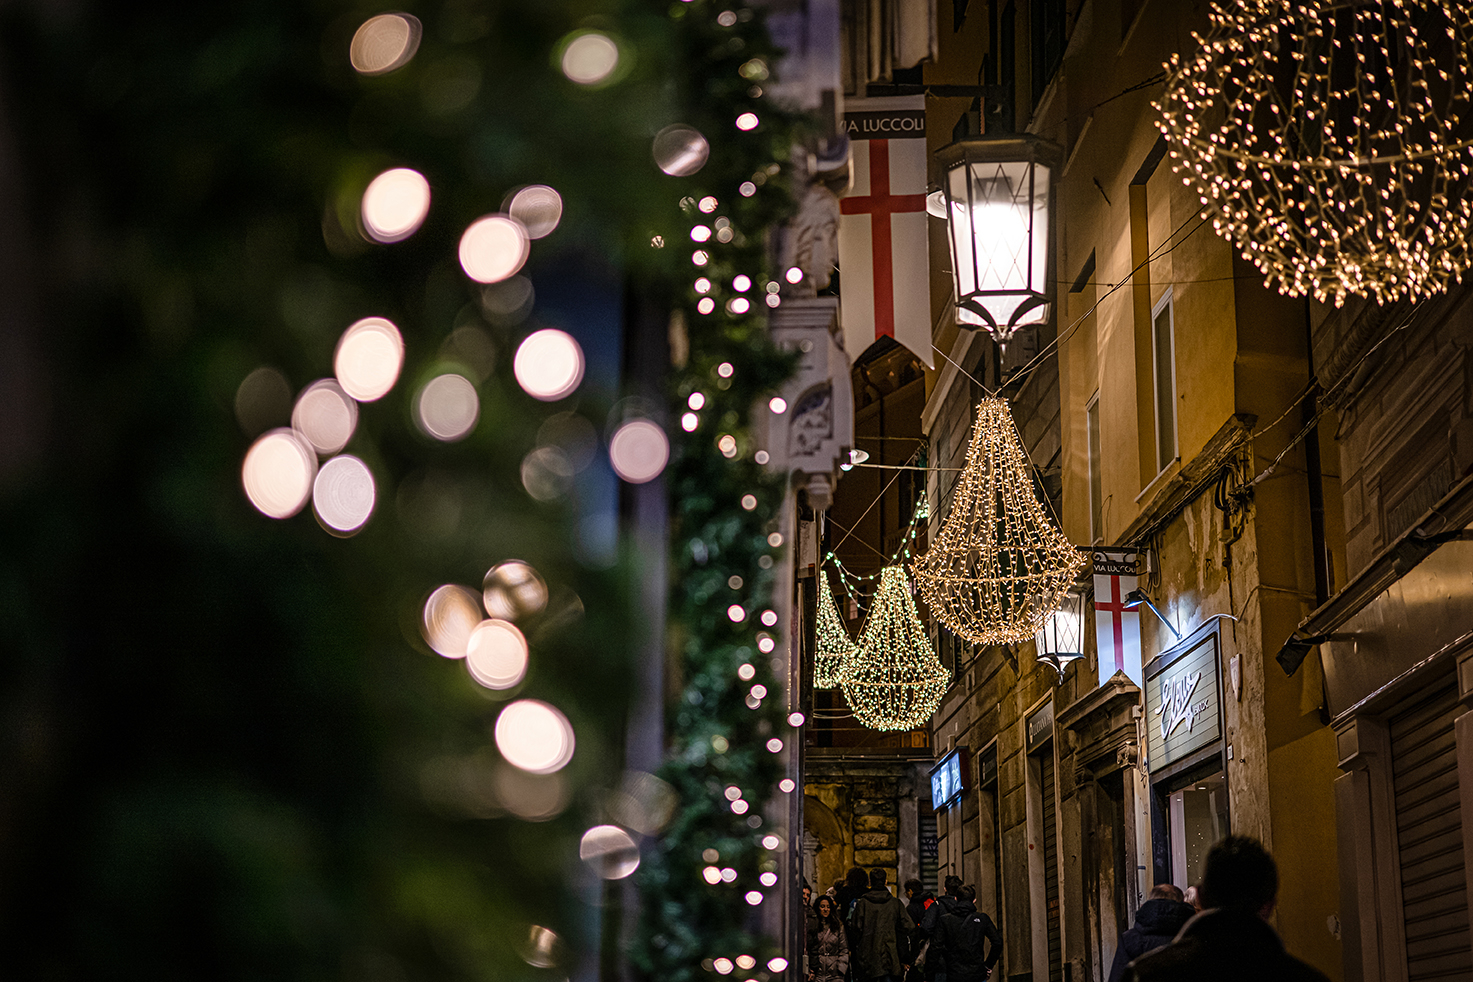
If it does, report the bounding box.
[836,566,949,731]
[1156,0,1473,305]
[814,569,854,689]
[913,398,1083,644]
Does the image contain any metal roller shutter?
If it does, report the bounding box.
[1390,678,1472,981]
[1041,747,1062,982]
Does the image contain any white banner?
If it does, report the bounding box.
[837,96,933,368]
[1093,549,1142,688]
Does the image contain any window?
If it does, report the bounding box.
[1030,0,1068,107]
[1151,291,1177,473]
[1087,393,1102,543]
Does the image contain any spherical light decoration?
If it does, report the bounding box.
[912,398,1084,644]
[242,428,316,519]
[513,329,584,401]
[349,13,421,75]
[495,699,574,774]
[836,566,949,731]
[312,454,376,533]
[609,420,670,483]
[334,317,403,402]
[361,167,431,243]
[653,124,710,177]
[813,569,853,690]
[1156,1,1473,305]
[459,215,530,283]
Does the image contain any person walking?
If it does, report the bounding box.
[850,868,915,982]
[1106,884,1195,982]
[918,875,964,982]
[902,879,934,982]
[930,885,1002,982]
[837,867,871,966]
[808,895,850,982]
[1124,836,1331,982]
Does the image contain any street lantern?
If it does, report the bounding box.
[930,135,1062,344]
[1035,584,1086,683]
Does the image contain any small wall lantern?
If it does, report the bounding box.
[1035,584,1086,683]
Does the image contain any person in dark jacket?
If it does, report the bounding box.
[931,886,1002,982]
[851,868,915,982]
[808,895,850,982]
[902,880,934,982]
[918,875,963,982]
[837,867,870,962]
[1125,836,1331,982]
[1105,884,1195,982]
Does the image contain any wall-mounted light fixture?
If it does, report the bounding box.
[1035,585,1086,683]
[930,135,1062,345]
[1123,588,1181,641]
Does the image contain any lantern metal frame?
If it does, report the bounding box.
[1035,583,1087,684]
[933,134,1063,344]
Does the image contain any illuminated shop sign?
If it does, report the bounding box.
[1144,631,1222,771]
[930,747,969,808]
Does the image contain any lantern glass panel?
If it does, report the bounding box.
[1036,588,1085,657]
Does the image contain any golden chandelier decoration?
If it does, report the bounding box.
[813,568,853,689]
[1156,0,1473,305]
[912,397,1083,645]
[836,566,949,731]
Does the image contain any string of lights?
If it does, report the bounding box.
[835,566,950,731]
[814,568,854,690]
[1157,0,1473,305]
[913,397,1084,644]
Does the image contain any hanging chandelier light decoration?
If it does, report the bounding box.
[913,397,1084,644]
[814,568,854,689]
[1156,0,1473,306]
[836,566,949,731]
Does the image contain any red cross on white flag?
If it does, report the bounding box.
[837,96,933,368]
[1093,549,1143,688]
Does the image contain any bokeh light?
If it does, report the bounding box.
[609,420,669,484]
[762,834,781,850]
[415,373,480,441]
[560,32,620,85]
[235,366,291,436]
[785,266,803,284]
[728,298,751,314]
[720,867,737,882]
[702,866,722,885]
[727,604,745,623]
[459,215,530,284]
[465,619,529,690]
[681,412,699,432]
[779,778,795,792]
[732,274,751,291]
[740,181,757,196]
[483,560,549,620]
[735,112,759,131]
[522,447,574,501]
[691,225,711,243]
[737,663,755,680]
[422,584,483,658]
[759,871,778,887]
[538,412,598,472]
[350,13,422,75]
[361,167,431,243]
[292,379,358,455]
[495,765,570,821]
[495,699,575,774]
[691,250,709,266]
[697,298,715,315]
[768,958,789,972]
[731,799,750,815]
[334,317,404,402]
[698,196,718,213]
[740,494,757,510]
[768,396,787,414]
[736,956,757,971]
[717,362,734,378]
[766,738,783,753]
[694,277,712,294]
[514,329,584,401]
[242,429,316,519]
[579,824,641,879]
[744,890,763,906]
[519,926,566,969]
[714,958,735,975]
[506,185,563,239]
[788,711,805,726]
[653,124,710,176]
[312,454,376,533]
[687,392,706,410]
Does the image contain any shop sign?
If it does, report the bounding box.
[1026,700,1054,753]
[1144,632,1222,771]
[978,743,998,788]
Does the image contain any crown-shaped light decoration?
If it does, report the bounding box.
[836,566,949,731]
[814,568,853,689]
[1156,1,1473,306]
[912,397,1084,644]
